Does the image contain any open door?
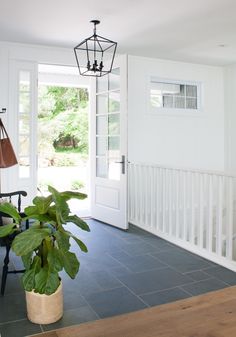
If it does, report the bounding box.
[8,60,38,205]
[90,55,128,229]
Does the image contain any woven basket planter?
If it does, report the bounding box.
[25,282,63,324]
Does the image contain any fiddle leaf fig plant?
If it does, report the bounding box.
[0,186,90,295]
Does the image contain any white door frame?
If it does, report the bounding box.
[8,59,38,205]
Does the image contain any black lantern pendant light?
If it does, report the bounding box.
[74,20,117,77]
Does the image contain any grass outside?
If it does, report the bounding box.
[37,161,90,215]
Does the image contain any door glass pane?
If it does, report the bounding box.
[109,68,120,91]
[108,113,120,135]
[19,157,30,178]
[19,71,30,92]
[18,69,31,181]
[96,136,107,156]
[97,94,108,115]
[19,93,30,113]
[19,114,30,134]
[96,115,108,135]
[19,135,30,156]
[96,157,108,178]
[109,91,120,113]
[108,136,120,157]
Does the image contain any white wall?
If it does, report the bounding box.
[224,64,236,172]
[128,55,225,171]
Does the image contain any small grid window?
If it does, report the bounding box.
[150,79,200,111]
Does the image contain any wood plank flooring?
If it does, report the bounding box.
[30,286,236,337]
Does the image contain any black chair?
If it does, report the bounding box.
[0,191,28,295]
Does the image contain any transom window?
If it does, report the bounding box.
[150,78,201,112]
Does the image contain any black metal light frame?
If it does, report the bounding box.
[74,20,117,77]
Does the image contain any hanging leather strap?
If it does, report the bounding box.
[0,119,10,140]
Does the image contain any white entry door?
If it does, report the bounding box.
[8,60,38,205]
[90,55,128,229]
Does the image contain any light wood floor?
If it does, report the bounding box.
[31,286,236,337]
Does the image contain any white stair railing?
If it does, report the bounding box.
[128,162,236,271]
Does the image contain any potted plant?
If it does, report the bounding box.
[0,185,90,324]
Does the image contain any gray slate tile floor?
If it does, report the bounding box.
[0,219,236,337]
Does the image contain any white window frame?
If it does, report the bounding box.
[147,76,203,117]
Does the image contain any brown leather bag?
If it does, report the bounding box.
[0,118,18,168]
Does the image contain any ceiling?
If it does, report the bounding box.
[1,0,236,66]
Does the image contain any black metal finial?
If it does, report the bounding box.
[90,20,100,26]
[90,20,100,34]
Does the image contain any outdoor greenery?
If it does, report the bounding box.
[38,180,53,192]
[0,186,89,295]
[71,179,84,191]
[38,86,89,167]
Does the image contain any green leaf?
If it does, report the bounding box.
[24,204,55,223]
[0,203,21,222]
[66,215,90,232]
[54,230,70,251]
[0,223,17,237]
[22,252,33,269]
[66,231,88,253]
[47,247,63,272]
[59,251,80,279]
[32,195,53,214]
[47,206,57,222]
[71,236,88,253]
[22,255,41,292]
[25,213,55,224]
[24,205,38,216]
[22,270,35,292]
[34,267,60,295]
[60,191,87,201]
[12,228,51,256]
[48,186,70,224]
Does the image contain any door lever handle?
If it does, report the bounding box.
[115,155,125,174]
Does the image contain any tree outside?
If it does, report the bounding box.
[37,85,89,198]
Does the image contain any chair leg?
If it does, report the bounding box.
[1,243,11,296]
